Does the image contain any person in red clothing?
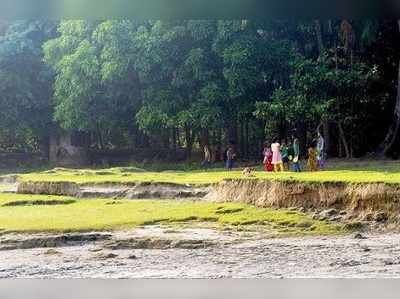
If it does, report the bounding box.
[263,143,274,172]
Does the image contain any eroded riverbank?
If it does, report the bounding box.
[1,226,400,278]
[2,171,400,278]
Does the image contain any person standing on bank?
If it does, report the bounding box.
[317,132,325,170]
[307,142,318,172]
[263,143,274,172]
[226,146,236,171]
[202,145,211,168]
[292,138,301,172]
[271,139,284,172]
[281,140,289,171]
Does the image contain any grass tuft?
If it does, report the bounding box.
[2,199,76,207]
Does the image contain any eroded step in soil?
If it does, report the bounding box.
[0,233,112,251]
[0,183,17,193]
[79,184,209,199]
[0,175,18,184]
[15,180,210,199]
[0,227,238,251]
[0,174,19,194]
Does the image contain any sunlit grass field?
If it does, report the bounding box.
[3,159,392,235]
[0,193,343,235]
[18,159,400,185]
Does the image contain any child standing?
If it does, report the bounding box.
[307,144,318,172]
[292,138,301,172]
[263,144,274,172]
[281,140,289,171]
[271,140,284,172]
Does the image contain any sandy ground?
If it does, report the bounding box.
[1,226,400,278]
[1,180,399,278]
[0,183,17,193]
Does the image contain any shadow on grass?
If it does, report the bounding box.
[2,199,76,207]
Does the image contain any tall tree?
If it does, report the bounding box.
[43,20,140,150]
[378,20,400,156]
[0,21,56,156]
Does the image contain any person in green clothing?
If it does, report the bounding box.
[292,138,301,172]
[280,140,289,171]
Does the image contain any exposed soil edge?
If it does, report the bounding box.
[0,175,18,184]
[206,179,400,222]
[15,178,400,223]
[17,181,80,196]
[16,180,211,199]
[0,233,112,251]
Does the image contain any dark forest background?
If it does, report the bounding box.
[1,20,400,162]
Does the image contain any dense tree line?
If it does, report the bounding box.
[0,20,400,161]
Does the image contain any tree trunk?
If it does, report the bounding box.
[172,127,177,153]
[38,135,50,161]
[184,125,194,159]
[314,20,325,54]
[338,121,350,158]
[338,135,343,158]
[245,121,249,158]
[162,132,170,150]
[240,122,245,158]
[315,20,331,156]
[199,128,210,148]
[296,121,307,156]
[323,121,330,157]
[96,124,104,150]
[226,119,237,145]
[378,20,400,156]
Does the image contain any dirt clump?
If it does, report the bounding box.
[94,252,118,260]
[0,175,18,184]
[44,249,62,255]
[103,237,215,250]
[0,233,112,251]
[2,199,76,207]
[17,181,80,196]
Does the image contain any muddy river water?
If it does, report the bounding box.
[1,227,400,278]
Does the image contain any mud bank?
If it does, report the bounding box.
[0,175,18,184]
[1,227,400,278]
[17,181,80,196]
[207,179,400,222]
[12,178,400,223]
[0,229,217,251]
[16,181,210,199]
[0,233,112,251]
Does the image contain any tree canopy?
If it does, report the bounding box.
[1,19,400,160]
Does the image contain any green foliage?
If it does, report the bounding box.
[43,20,141,148]
[255,51,380,147]
[1,19,398,158]
[0,21,56,152]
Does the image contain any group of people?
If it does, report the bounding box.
[201,144,237,170]
[202,131,326,173]
[263,138,301,172]
[263,132,325,173]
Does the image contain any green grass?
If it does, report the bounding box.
[0,193,343,235]
[17,159,400,185]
